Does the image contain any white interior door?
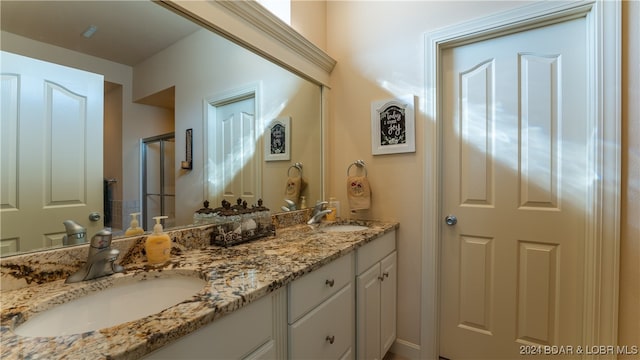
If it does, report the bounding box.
[1,51,103,255]
[209,96,258,207]
[440,17,588,359]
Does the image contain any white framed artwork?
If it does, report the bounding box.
[371,95,416,155]
[265,116,291,161]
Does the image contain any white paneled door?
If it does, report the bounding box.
[1,51,103,254]
[440,17,588,359]
[210,96,258,207]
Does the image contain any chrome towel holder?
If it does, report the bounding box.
[288,162,303,177]
[347,160,367,177]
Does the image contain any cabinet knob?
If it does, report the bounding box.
[326,335,335,344]
[383,272,389,278]
[325,279,335,287]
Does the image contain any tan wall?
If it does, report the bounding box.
[104,83,123,202]
[133,29,323,226]
[320,0,639,353]
[324,0,531,350]
[291,1,327,52]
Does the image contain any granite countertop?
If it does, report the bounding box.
[0,220,398,360]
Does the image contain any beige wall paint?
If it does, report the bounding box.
[324,1,531,349]
[620,0,640,356]
[320,0,639,353]
[133,29,322,226]
[291,1,327,52]
[104,83,123,202]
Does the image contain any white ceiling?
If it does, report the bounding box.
[1,1,201,66]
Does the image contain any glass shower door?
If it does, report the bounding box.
[142,133,175,231]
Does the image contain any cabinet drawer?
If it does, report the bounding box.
[356,231,396,274]
[289,283,354,360]
[145,291,273,359]
[288,253,354,323]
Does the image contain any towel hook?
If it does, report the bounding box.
[288,162,303,177]
[347,160,367,177]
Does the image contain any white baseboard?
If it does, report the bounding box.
[390,338,422,359]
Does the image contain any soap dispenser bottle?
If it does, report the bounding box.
[327,197,340,222]
[124,212,144,236]
[145,215,171,264]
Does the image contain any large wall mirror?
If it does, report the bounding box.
[0,0,325,257]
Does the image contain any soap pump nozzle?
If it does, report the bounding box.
[152,215,169,234]
[129,212,141,227]
[125,212,144,236]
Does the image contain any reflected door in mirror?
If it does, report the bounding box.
[209,96,260,207]
[0,51,104,255]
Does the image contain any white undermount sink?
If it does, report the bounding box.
[13,274,206,337]
[322,224,369,232]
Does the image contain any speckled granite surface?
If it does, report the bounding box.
[0,220,398,360]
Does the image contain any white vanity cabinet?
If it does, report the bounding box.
[145,287,286,360]
[356,231,397,360]
[144,229,396,360]
[288,253,355,359]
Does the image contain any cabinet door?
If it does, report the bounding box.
[356,263,381,360]
[380,251,397,356]
[243,340,276,360]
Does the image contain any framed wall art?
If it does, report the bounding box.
[265,116,291,161]
[371,95,416,155]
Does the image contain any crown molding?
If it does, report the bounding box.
[216,1,336,73]
[159,0,336,86]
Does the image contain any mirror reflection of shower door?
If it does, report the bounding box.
[142,133,175,231]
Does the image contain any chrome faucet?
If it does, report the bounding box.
[307,201,332,225]
[65,229,124,283]
[62,220,86,246]
[281,199,297,212]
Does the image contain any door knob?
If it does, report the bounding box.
[88,212,101,222]
[445,215,457,226]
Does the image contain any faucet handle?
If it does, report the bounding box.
[90,229,112,249]
[62,220,86,246]
[283,199,297,211]
[63,220,86,235]
[314,200,328,209]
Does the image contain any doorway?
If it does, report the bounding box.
[142,133,176,231]
[204,85,261,208]
[439,15,589,359]
[422,1,621,359]
[0,51,103,254]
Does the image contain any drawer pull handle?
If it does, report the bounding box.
[325,279,335,287]
[326,335,335,344]
[378,273,389,281]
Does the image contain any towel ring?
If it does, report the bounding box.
[347,160,367,177]
[288,162,303,177]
